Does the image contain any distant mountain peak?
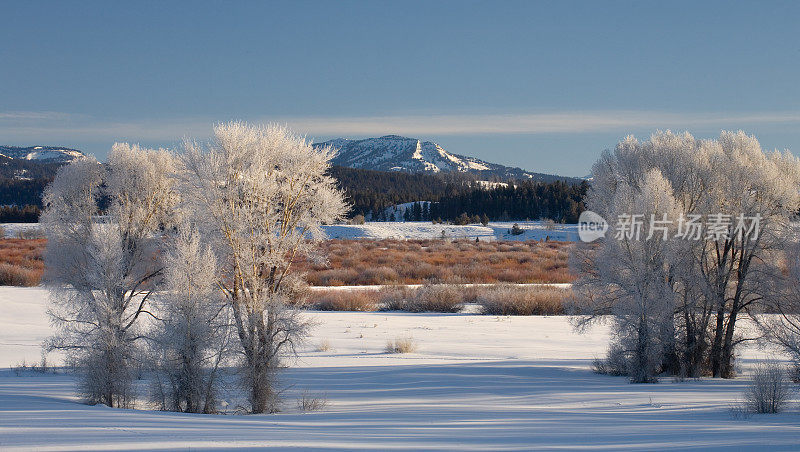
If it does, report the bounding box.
[0,145,85,163]
[314,135,562,181]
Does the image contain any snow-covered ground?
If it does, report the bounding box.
[2,287,799,450]
[0,222,43,238]
[1,221,579,241]
[324,221,579,241]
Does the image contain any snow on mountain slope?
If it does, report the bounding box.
[0,146,85,163]
[314,135,553,180]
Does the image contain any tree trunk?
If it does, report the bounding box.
[720,306,739,378]
[710,307,725,377]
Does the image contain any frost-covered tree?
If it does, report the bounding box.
[150,227,231,413]
[575,130,800,380]
[179,122,347,413]
[43,144,176,407]
[759,241,800,378]
[574,169,680,382]
[699,132,799,377]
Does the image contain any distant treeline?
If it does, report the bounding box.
[0,178,50,208]
[330,166,587,223]
[0,205,41,222]
[0,163,587,224]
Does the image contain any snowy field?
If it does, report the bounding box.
[1,221,579,242]
[2,286,799,450]
[0,222,44,238]
[319,221,578,241]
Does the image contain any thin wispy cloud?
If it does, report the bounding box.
[283,111,800,136]
[0,111,75,121]
[2,110,800,144]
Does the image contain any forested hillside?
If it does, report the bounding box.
[330,166,586,223]
[0,156,58,221]
[0,162,586,224]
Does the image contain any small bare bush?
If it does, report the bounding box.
[728,403,753,420]
[12,351,54,375]
[591,343,628,376]
[297,390,328,412]
[385,337,418,353]
[477,285,567,315]
[743,361,793,414]
[316,339,333,352]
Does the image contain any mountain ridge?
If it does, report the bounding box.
[0,145,85,163]
[314,135,569,182]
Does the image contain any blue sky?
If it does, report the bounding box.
[1,0,799,176]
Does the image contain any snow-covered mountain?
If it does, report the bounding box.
[0,146,85,163]
[314,135,560,181]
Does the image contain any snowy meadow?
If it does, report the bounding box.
[2,287,800,451]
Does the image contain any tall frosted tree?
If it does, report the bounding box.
[150,227,232,413]
[43,144,176,407]
[179,122,347,413]
[574,169,680,382]
[574,131,800,380]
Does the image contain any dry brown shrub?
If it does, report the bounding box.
[0,262,40,286]
[306,268,360,286]
[315,339,333,352]
[0,238,45,286]
[310,289,379,311]
[400,262,438,282]
[295,239,574,286]
[355,266,399,285]
[376,286,415,309]
[476,285,569,315]
[497,268,528,282]
[385,337,418,353]
[381,284,463,312]
[415,284,464,312]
